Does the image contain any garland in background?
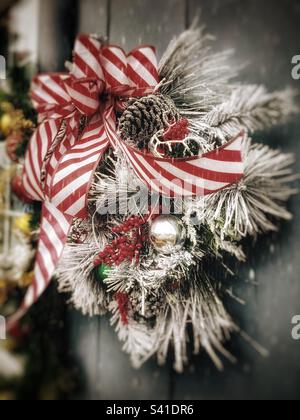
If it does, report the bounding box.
[13,22,299,373]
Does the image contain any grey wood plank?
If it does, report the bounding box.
[96,317,171,400]
[171,0,300,400]
[79,0,108,35]
[68,310,101,400]
[109,0,187,57]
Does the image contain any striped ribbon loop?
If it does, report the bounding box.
[9,34,244,327]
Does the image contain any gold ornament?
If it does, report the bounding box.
[0,102,34,139]
[0,113,13,137]
[149,215,186,255]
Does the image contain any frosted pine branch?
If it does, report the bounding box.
[159,24,238,117]
[195,137,298,237]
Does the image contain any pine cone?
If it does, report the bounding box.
[118,94,180,150]
[129,290,165,324]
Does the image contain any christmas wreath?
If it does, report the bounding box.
[10,23,298,372]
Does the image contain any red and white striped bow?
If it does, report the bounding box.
[10,35,244,324]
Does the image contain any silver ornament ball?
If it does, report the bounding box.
[149,215,186,255]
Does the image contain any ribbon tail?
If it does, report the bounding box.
[7,202,73,331]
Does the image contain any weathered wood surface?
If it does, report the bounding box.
[71,0,187,401]
[79,0,107,35]
[63,0,300,400]
[180,0,300,401]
